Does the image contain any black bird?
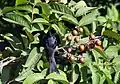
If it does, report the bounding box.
[40,29,59,74]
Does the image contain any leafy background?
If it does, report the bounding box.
[0,0,120,84]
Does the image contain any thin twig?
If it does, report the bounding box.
[0,57,16,68]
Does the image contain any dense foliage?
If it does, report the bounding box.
[0,0,120,84]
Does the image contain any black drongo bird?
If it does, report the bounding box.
[40,29,60,74]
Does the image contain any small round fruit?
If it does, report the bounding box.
[72,29,78,36]
[79,57,84,64]
[95,39,101,46]
[89,33,95,40]
[67,48,72,53]
[69,55,75,63]
[79,44,85,52]
[87,42,95,51]
[67,35,72,41]
[74,36,80,43]
[79,27,83,33]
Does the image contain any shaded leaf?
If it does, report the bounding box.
[2,5,32,14]
[3,13,31,28]
[24,29,34,42]
[103,30,120,41]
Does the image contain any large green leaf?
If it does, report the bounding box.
[75,7,96,17]
[15,68,34,81]
[3,13,31,28]
[103,30,120,41]
[60,14,78,25]
[23,73,44,84]
[49,2,73,15]
[24,47,42,68]
[46,71,68,84]
[105,46,119,59]
[79,10,99,26]
[2,5,32,14]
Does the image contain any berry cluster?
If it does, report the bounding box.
[63,27,103,64]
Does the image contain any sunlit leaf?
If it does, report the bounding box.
[79,10,99,26]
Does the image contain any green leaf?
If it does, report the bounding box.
[89,64,100,84]
[51,24,64,36]
[32,18,49,24]
[15,0,27,6]
[37,2,51,16]
[33,8,39,14]
[72,65,79,83]
[23,69,48,84]
[73,1,87,10]
[24,29,34,42]
[24,47,42,68]
[49,2,73,15]
[112,56,120,72]
[46,71,68,84]
[60,14,78,25]
[114,71,120,84]
[3,13,31,28]
[57,22,66,35]
[111,5,119,21]
[4,35,23,50]
[75,7,96,17]
[97,16,107,23]
[79,10,99,26]
[103,30,120,41]
[93,47,108,60]
[2,5,32,14]
[23,73,44,84]
[105,46,119,59]
[15,68,34,81]
[48,79,56,84]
